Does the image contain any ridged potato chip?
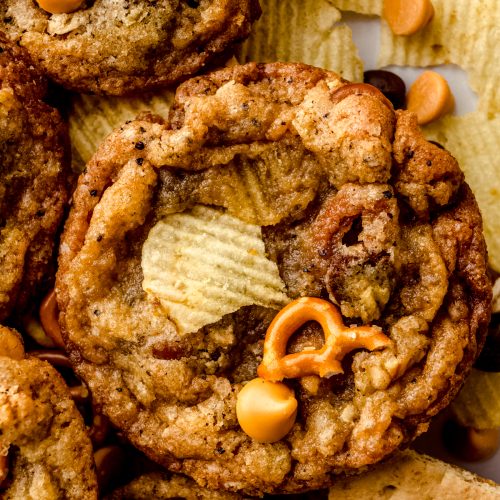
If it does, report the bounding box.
[69,90,173,171]
[378,0,500,114]
[238,0,363,82]
[424,112,500,272]
[451,369,500,429]
[141,205,290,335]
[329,0,382,16]
[328,449,500,498]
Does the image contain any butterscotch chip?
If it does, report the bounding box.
[0,0,261,95]
[0,326,97,499]
[383,0,434,36]
[378,0,500,114]
[56,63,490,495]
[407,70,454,125]
[0,33,69,322]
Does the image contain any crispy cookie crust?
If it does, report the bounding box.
[0,326,98,499]
[0,33,69,322]
[56,63,491,495]
[0,0,261,95]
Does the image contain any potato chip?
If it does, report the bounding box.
[69,90,173,171]
[492,278,500,314]
[328,0,382,16]
[238,0,363,82]
[141,205,290,335]
[328,449,500,497]
[378,0,500,114]
[451,369,500,429]
[424,112,500,272]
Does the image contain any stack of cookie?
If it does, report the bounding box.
[0,1,499,499]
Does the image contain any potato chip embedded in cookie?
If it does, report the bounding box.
[378,0,500,114]
[238,0,363,82]
[142,205,290,335]
[424,112,500,272]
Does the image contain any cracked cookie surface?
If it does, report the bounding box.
[0,326,97,499]
[0,0,260,95]
[0,33,69,322]
[56,63,491,495]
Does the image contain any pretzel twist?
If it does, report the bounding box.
[257,297,391,381]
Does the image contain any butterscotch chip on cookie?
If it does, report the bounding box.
[56,63,491,495]
[0,33,69,322]
[0,0,261,95]
[0,326,98,499]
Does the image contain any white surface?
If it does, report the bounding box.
[343,12,478,115]
[342,11,497,484]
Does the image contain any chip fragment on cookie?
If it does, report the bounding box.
[0,326,98,499]
[0,0,261,95]
[142,205,290,334]
[56,62,491,495]
[0,33,69,322]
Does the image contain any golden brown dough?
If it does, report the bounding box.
[0,0,260,95]
[0,326,98,499]
[56,63,491,495]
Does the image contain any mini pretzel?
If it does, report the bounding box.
[257,297,391,381]
[39,289,65,348]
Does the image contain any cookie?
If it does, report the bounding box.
[56,63,491,495]
[0,33,69,322]
[0,326,98,499]
[107,472,242,500]
[0,0,261,95]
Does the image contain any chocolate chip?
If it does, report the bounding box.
[89,189,98,197]
[383,190,393,199]
[136,158,144,165]
[134,141,145,150]
[363,70,406,110]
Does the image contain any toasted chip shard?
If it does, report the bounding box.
[328,0,382,15]
[451,369,500,429]
[378,0,500,114]
[69,90,173,171]
[424,112,500,272]
[238,0,363,82]
[328,449,500,498]
[141,205,290,334]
